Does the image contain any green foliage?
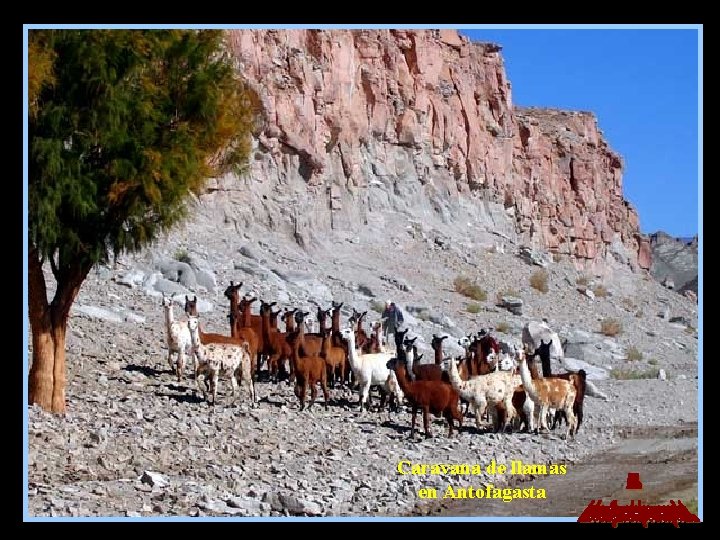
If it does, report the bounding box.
[29,29,260,271]
[453,276,487,301]
[370,301,385,313]
[625,346,643,362]
[530,269,549,293]
[647,359,658,366]
[466,303,481,314]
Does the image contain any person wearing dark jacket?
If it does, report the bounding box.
[382,300,404,350]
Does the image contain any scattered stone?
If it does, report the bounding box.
[500,296,523,316]
[140,471,168,488]
[658,369,667,381]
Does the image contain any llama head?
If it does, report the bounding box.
[332,301,344,310]
[339,327,355,344]
[404,336,418,348]
[294,310,310,324]
[223,281,243,301]
[184,295,198,317]
[431,334,448,350]
[187,316,199,334]
[161,295,173,308]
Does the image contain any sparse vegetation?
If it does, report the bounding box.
[453,276,487,301]
[495,321,511,333]
[530,269,549,293]
[576,275,590,287]
[685,326,697,335]
[174,249,192,264]
[370,301,385,313]
[647,359,658,366]
[621,297,637,312]
[611,368,660,380]
[552,252,562,263]
[466,303,482,314]
[635,310,644,319]
[685,498,698,516]
[601,318,622,336]
[496,288,521,304]
[626,346,643,362]
[416,311,431,322]
[593,284,609,298]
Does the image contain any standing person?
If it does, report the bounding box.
[382,300,404,351]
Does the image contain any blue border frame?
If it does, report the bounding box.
[23,23,703,523]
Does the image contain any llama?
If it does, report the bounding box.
[386,353,462,439]
[517,348,577,439]
[188,316,256,407]
[339,327,402,413]
[350,309,370,351]
[320,328,347,388]
[532,340,588,432]
[291,311,330,411]
[259,301,294,383]
[161,295,193,381]
[444,356,520,433]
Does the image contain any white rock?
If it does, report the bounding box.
[658,369,667,381]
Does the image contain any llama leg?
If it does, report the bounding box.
[321,370,330,410]
[410,406,417,440]
[423,407,431,439]
[298,379,306,411]
[167,349,174,371]
[308,378,318,411]
[211,370,219,406]
[360,380,371,413]
[177,350,185,382]
[230,368,239,404]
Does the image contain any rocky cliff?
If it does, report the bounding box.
[222,29,650,271]
[649,231,698,294]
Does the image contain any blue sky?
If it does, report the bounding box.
[459,29,700,238]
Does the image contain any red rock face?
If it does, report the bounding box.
[226,29,650,270]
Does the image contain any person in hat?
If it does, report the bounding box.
[382,300,404,350]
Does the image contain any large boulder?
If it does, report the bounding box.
[522,321,563,358]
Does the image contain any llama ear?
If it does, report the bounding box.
[193,296,197,302]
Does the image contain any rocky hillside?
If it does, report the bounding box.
[224,29,651,273]
[649,232,698,295]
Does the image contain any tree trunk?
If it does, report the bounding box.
[28,246,90,414]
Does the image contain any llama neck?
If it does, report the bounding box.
[539,351,552,377]
[261,312,272,343]
[392,361,414,399]
[332,312,340,333]
[447,359,471,397]
[406,348,416,380]
[345,334,361,371]
[519,359,540,403]
[433,343,443,365]
[164,304,174,327]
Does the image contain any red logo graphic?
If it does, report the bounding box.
[577,473,700,527]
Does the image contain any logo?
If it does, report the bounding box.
[577,472,700,527]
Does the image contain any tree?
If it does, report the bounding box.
[28,30,259,413]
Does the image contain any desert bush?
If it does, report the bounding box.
[611,368,660,380]
[466,303,482,314]
[600,318,622,336]
[593,285,609,298]
[647,359,658,366]
[174,248,192,264]
[576,275,590,287]
[530,269,549,293]
[453,276,487,301]
[495,321,511,333]
[370,301,385,313]
[626,346,643,361]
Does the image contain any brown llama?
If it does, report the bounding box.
[404,333,451,383]
[386,354,463,439]
[320,328,347,388]
[351,309,370,351]
[291,311,329,411]
[221,283,260,379]
[259,301,294,383]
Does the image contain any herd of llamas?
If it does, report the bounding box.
[161,281,588,440]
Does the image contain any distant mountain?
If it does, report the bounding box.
[649,231,698,294]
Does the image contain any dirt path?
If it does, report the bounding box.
[409,423,699,517]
